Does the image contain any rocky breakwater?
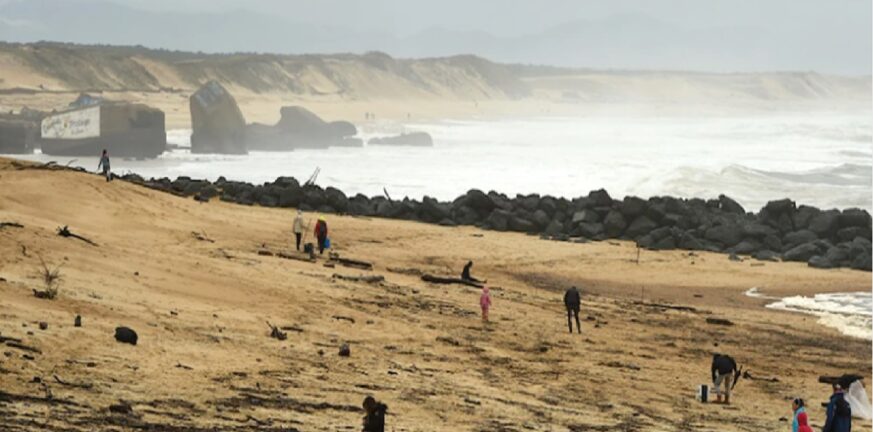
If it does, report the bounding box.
[121,173,872,272]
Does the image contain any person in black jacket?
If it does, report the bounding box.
[563,286,581,334]
[823,383,852,432]
[711,353,738,404]
[362,396,387,432]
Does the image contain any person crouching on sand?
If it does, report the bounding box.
[314,216,328,255]
[97,149,111,182]
[480,286,491,321]
[293,210,304,251]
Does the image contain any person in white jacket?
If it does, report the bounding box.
[293,210,304,251]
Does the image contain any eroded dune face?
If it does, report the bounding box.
[0,158,870,431]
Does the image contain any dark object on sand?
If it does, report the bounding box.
[57,226,98,246]
[0,222,25,229]
[421,274,483,288]
[38,322,48,330]
[109,402,133,415]
[74,315,81,327]
[706,318,734,326]
[329,254,373,270]
[339,343,351,357]
[362,396,387,432]
[368,131,433,147]
[266,322,287,341]
[114,327,138,345]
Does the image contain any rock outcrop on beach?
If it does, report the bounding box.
[246,106,360,151]
[189,81,247,154]
[123,174,873,272]
[367,132,433,147]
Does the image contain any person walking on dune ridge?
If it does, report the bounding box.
[564,286,582,334]
[480,285,491,322]
[97,149,111,182]
[293,210,305,251]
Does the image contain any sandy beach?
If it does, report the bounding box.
[0,157,870,431]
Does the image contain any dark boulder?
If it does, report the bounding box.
[784,229,818,248]
[741,222,776,239]
[650,235,677,250]
[603,211,627,238]
[809,210,841,238]
[278,186,303,207]
[793,205,821,230]
[838,227,872,242]
[544,220,565,236]
[532,209,551,229]
[808,256,834,269]
[762,234,782,252]
[258,194,278,207]
[646,202,666,222]
[324,187,349,213]
[625,216,658,239]
[678,232,705,250]
[762,198,796,216]
[718,194,745,214]
[463,189,495,214]
[452,206,480,225]
[575,222,604,238]
[730,239,762,255]
[839,208,872,228]
[368,131,433,147]
[509,216,536,233]
[620,196,647,218]
[752,250,780,262]
[851,253,872,271]
[587,189,613,207]
[114,327,138,345]
[704,224,743,247]
[783,242,821,262]
[485,209,511,231]
[824,244,852,266]
[518,194,540,211]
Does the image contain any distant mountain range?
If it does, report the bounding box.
[0,0,870,75]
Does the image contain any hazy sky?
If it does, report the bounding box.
[1,0,870,74]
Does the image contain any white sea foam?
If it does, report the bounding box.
[6,112,872,211]
[764,292,872,340]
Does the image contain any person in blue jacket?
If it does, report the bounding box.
[823,383,852,432]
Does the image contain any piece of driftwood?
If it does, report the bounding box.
[742,370,778,383]
[634,302,698,313]
[819,374,864,387]
[330,255,373,270]
[706,317,734,326]
[332,315,356,323]
[53,374,93,389]
[191,231,215,243]
[266,322,287,341]
[0,222,24,229]
[57,226,98,246]
[332,274,384,284]
[277,251,316,263]
[421,274,483,288]
[5,341,41,354]
[387,267,424,276]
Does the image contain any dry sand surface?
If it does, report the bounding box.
[0,157,870,431]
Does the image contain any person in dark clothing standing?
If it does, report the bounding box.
[362,395,387,432]
[563,286,581,333]
[97,149,111,182]
[711,354,738,404]
[314,216,328,255]
[823,383,852,432]
[461,261,484,283]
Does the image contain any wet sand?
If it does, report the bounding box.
[0,157,870,431]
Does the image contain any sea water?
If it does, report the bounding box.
[7,112,872,211]
[746,289,872,340]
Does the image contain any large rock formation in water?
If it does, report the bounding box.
[368,132,433,147]
[246,106,361,151]
[190,81,247,154]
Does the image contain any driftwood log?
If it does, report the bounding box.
[421,274,483,288]
[819,374,864,388]
[328,254,373,270]
[706,317,734,326]
[266,322,287,341]
[57,226,98,246]
[277,251,316,263]
[0,222,24,229]
[332,274,384,284]
[633,302,698,313]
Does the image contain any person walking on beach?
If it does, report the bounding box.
[711,353,738,404]
[791,398,812,432]
[564,286,582,334]
[362,395,387,432]
[480,285,491,321]
[293,210,305,251]
[462,261,484,283]
[314,216,328,255]
[823,383,852,432]
[97,149,111,182]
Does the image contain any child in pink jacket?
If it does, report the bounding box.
[480,286,491,321]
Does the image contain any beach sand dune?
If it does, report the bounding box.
[0,157,870,431]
